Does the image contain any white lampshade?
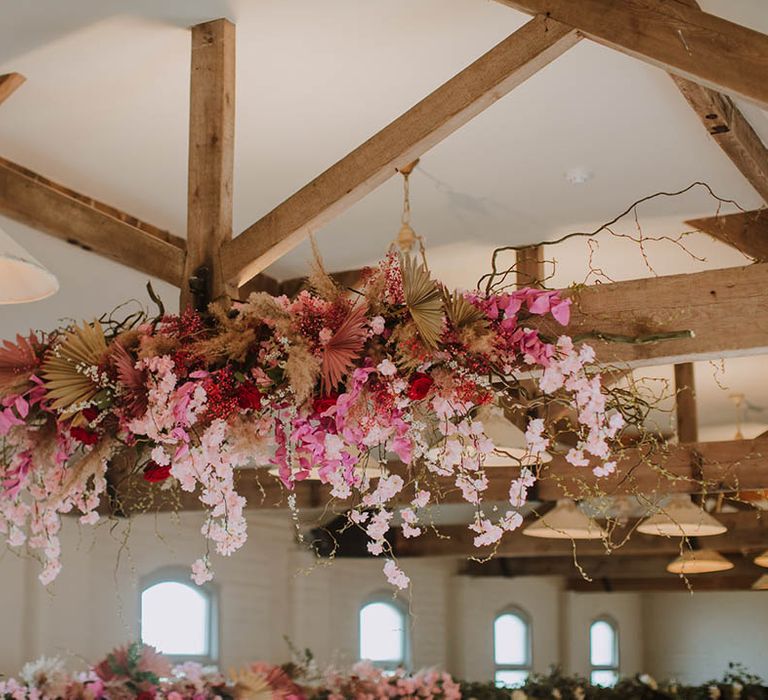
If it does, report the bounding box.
[666,548,733,575]
[477,406,552,466]
[0,226,58,303]
[636,495,727,537]
[752,574,768,590]
[753,550,768,568]
[523,499,605,539]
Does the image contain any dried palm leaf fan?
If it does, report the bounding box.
[41,320,108,424]
[320,301,369,393]
[0,332,42,394]
[394,159,445,349]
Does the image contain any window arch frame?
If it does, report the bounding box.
[139,566,219,665]
[358,594,410,672]
[589,615,619,687]
[493,606,533,688]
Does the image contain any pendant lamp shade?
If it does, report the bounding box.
[0,226,58,303]
[477,406,552,466]
[636,495,727,537]
[754,550,768,568]
[752,574,768,590]
[666,548,733,575]
[522,499,605,539]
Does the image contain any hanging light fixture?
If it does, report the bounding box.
[523,499,605,539]
[666,548,734,575]
[752,574,768,590]
[477,405,552,466]
[753,550,768,568]
[636,494,727,537]
[395,160,420,253]
[0,224,58,303]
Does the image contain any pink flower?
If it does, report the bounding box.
[191,558,213,585]
[377,359,397,377]
[369,316,386,335]
[383,560,410,589]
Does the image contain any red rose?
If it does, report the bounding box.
[313,393,338,415]
[82,407,100,423]
[236,382,262,410]
[143,461,172,483]
[70,426,100,446]
[407,373,434,401]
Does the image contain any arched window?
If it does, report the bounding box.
[359,599,408,670]
[494,609,532,687]
[140,570,217,663]
[590,617,619,687]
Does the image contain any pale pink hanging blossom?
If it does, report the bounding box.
[383,559,410,589]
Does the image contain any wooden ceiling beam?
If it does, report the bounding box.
[115,435,768,514]
[181,18,236,310]
[686,209,768,262]
[237,267,367,302]
[0,156,186,286]
[221,17,581,289]
[495,0,768,109]
[668,0,768,206]
[673,79,768,205]
[278,268,367,299]
[567,575,759,592]
[462,553,757,580]
[566,261,768,366]
[394,511,768,558]
[237,260,768,366]
[0,73,25,107]
[536,436,768,501]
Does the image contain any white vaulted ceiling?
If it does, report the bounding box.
[0,0,766,431]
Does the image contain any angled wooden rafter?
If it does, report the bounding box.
[221,16,581,289]
[0,156,186,286]
[494,0,768,109]
[0,73,25,107]
[670,0,768,249]
[686,209,768,262]
[672,78,768,204]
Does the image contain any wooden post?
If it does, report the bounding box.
[674,362,698,443]
[181,18,236,311]
[516,245,543,288]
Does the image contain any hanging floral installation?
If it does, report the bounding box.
[0,246,631,587]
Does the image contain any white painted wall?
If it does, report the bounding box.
[1,512,765,686]
[642,591,768,684]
